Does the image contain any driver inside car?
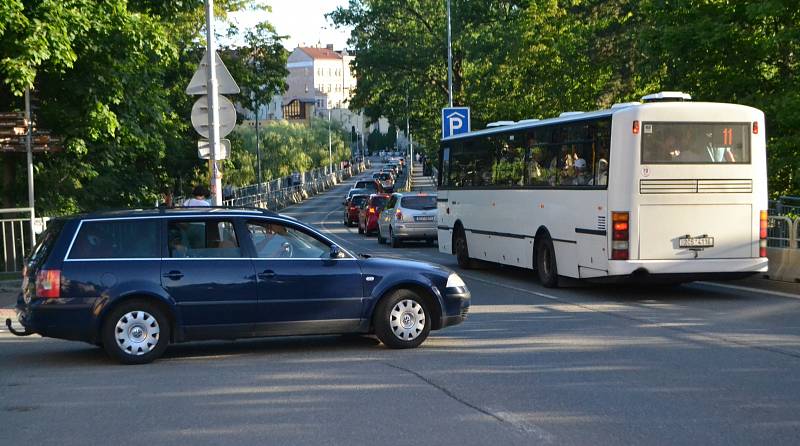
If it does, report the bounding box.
[252,223,293,258]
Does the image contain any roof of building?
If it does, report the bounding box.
[298,47,342,60]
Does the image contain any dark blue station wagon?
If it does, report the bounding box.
[8,208,470,364]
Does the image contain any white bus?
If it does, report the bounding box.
[436,92,769,286]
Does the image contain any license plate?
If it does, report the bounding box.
[679,237,714,248]
[415,216,435,222]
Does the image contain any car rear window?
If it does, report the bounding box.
[69,219,160,259]
[355,181,377,191]
[401,196,437,210]
[27,219,66,269]
[351,195,368,207]
[370,197,389,208]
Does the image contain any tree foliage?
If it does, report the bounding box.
[330,0,800,196]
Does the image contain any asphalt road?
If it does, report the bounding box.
[2,165,800,445]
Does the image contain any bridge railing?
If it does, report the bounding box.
[222,162,368,211]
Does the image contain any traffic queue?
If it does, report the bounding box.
[343,156,438,248]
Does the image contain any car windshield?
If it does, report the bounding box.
[401,196,437,210]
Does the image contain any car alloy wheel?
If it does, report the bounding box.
[390,227,401,248]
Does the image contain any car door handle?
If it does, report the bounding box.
[162,270,184,280]
[258,270,276,280]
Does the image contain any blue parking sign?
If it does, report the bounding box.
[442,107,470,138]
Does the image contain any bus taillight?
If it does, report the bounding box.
[760,210,768,257]
[611,212,630,260]
[632,121,640,134]
[753,121,759,134]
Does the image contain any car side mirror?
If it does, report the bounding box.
[342,201,347,206]
[330,244,342,258]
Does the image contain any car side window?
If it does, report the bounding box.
[70,219,159,259]
[247,221,330,259]
[167,220,242,258]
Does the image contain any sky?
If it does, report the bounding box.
[226,1,352,50]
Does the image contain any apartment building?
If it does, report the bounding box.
[285,45,356,110]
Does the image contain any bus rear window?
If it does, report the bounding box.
[641,122,751,164]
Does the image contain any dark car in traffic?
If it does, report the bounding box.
[343,194,369,226]
[7,208,470,364]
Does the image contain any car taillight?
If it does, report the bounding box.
[36,269,61,299]
[611,212,629,260]
[760,210,768,257]
[396,210,403,221]
[369,207,376,214]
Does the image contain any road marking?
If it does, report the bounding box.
[692,281,800,300]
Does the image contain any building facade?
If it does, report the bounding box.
[285,45,356,110]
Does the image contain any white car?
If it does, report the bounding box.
[377,193,438,247]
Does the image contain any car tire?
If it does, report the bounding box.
[373,289,431,349]
[358,222,364,234]
[102,300,170,365]
[454,228,473,269]
[535,235,559,288]
[390,227,401,248]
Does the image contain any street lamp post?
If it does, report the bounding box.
[328,108,333,173]
[447,0,453,108]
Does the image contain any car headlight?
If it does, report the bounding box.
[446,273,466,289]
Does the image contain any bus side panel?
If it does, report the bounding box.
[553,241,579,278]
[437,190,452,255]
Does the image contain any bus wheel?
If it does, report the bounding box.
[535,236,559,288]
[454,229,473,269]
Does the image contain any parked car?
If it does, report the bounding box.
[343,194,369,226]
[378,193,438,247]
[358,194,390,235]
[353,179,384,194]
[7,208,470,364]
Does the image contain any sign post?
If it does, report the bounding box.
[186,1,239,205]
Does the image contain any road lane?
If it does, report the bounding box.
[2,163,800,445]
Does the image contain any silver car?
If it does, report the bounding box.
[377,193,438,247]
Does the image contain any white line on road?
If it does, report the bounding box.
[692,281,800,300]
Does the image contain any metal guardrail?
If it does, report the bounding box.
[769,196,800,217]
[222,162,368,210]
[1,208,34,273]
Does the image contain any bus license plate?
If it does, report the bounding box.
[679,237,714,248]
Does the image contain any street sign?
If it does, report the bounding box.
[191,95,237,138]
[198,138,231,160]
[185,50,240,95]
[442,107,470,138]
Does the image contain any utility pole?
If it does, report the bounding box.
[24,87,35,248]
[328,108,333,173]
[205,0,222,205]
[447,0,454,107]
[254,99,262,195]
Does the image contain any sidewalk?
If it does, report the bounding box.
[410,161,436,192]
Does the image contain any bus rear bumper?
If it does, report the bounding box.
[608,258,768,277]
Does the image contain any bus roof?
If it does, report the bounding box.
[440,99,761,142]
[441,108,615,142]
